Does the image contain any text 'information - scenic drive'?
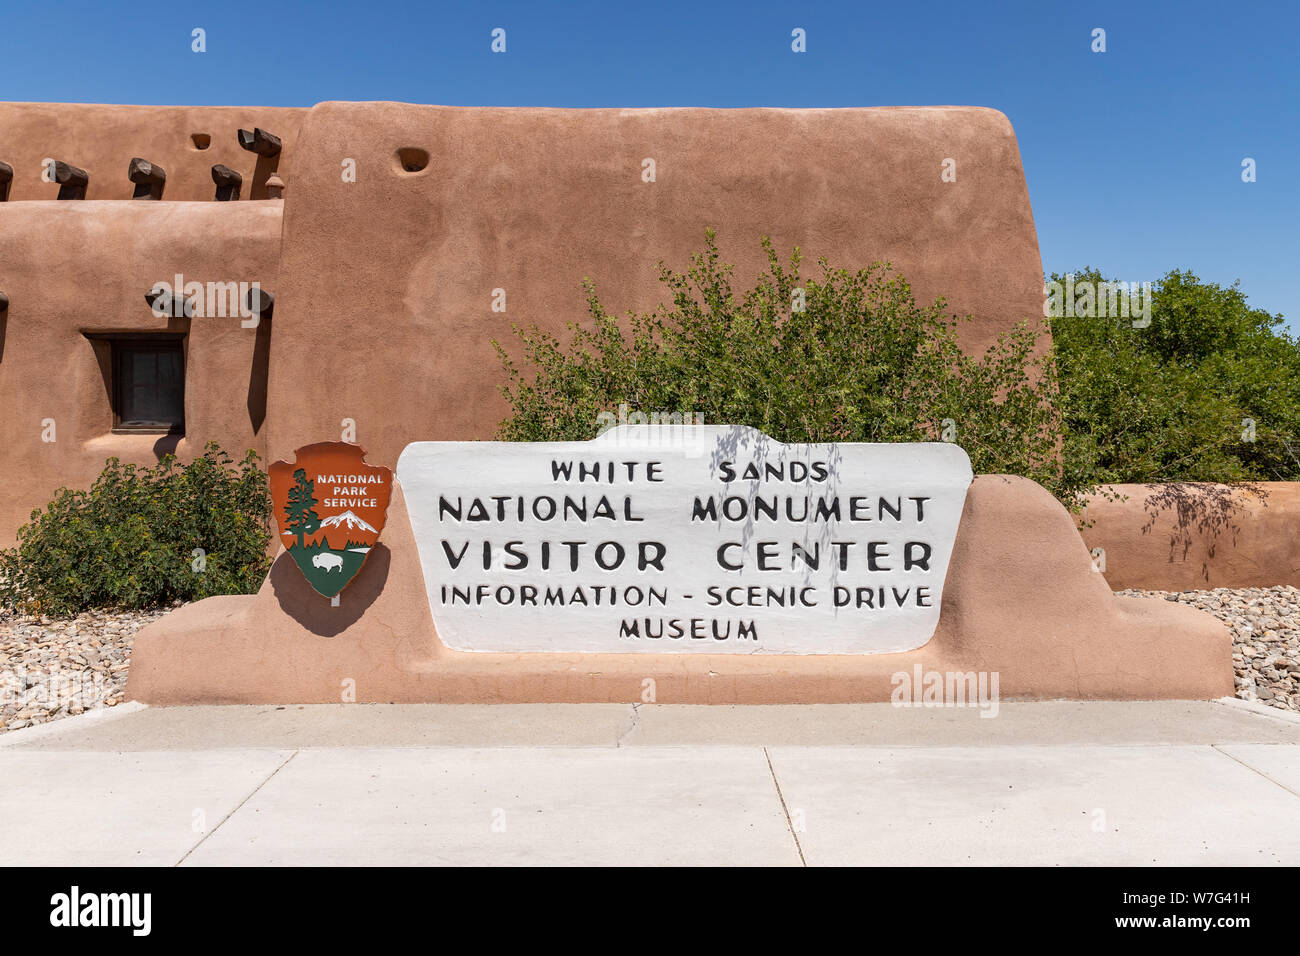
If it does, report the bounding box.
[397,426,972,654]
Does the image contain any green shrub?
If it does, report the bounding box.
[0,443,271,616]
[1051,268,1300,484]
[495,231,1087,506]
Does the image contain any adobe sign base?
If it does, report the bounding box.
[124,476,1234,705]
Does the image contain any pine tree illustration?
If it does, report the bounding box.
[285,468,321,549]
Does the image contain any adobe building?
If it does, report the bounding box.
[0,101,1049,549]
[0,100,1254,704]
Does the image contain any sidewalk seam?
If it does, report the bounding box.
[1210,744,1300,801]
[174,749,300,866]
[763,747,807,867]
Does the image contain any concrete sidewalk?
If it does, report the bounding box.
[2,700,1299,866]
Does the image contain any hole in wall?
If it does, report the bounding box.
[191,133,211,150]
[394,147,429,173]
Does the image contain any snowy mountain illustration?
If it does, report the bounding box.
[318,510,377,533]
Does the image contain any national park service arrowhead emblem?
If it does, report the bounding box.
[269,442,393,598]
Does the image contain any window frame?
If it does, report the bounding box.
[84,332,188,436]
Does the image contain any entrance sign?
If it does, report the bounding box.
[397,426,972,654]
[270,442,393,598]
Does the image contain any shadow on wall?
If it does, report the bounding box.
[1141,482,1269,582]
[152,435,182,458]
[247,312,271,434]
[270,543,390,637]
[249,152,280,201]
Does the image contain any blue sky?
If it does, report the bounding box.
[4,0,1296,329]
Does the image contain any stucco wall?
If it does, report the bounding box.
[265,103,1048,466]
[1079,483,1300,591]
[0,201,282,546]
[0,103,304,202]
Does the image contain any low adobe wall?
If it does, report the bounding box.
[1079,483,1300,591]
[125,475,1233,705]
[0,200,282,547]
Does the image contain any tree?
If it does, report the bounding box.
[494,231,1080,506]
[284,468,321,549]
[1050,268,1299,485]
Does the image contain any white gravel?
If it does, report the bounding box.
[0,606,174,732]
[2,587,1297,732]
[1117,586,1300,713]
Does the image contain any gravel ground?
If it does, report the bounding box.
[1,587,1297,732]
[0,607,174,732]
[1117,586,1300,713]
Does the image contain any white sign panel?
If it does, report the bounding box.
[397,426,972,654]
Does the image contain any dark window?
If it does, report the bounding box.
[112,339,185,433]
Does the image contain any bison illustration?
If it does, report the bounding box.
[312,552,344,573]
